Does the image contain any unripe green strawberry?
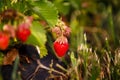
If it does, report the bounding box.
[53,36,69,57]
[0,32,9,50]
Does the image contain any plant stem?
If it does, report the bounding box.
[28,59,67,80]
[75,66,79,80]
[37,60,67,77]
[56,63,68,72]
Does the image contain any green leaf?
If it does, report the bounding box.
[0,0,11,12]
[11,0,28,13]
[27,21,47,58]
[30,0,58,27]
[53,0,70,15]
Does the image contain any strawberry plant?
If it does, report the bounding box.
[0,0,120,80]
[0,0,64,80]
[0,0,58,57]
[52,20,71,57]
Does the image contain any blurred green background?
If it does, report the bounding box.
[51,0,120,80]
[51,0,120,50]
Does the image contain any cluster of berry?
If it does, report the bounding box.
[0,16,33,50]
[52,20,71,57]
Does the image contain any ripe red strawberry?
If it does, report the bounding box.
[0,32,9,50]
[53,36,69,57]
[16,23,31,42]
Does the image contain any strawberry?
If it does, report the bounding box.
[0,32,9,50]
[16,23,31,42]
[53,36,69,57]
[3,24,16,38]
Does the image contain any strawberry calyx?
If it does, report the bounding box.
[55,36,68,44]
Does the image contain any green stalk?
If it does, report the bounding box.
[108,6,115,43]
[12,56,20,80]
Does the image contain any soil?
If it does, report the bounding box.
[1,44,68,80]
